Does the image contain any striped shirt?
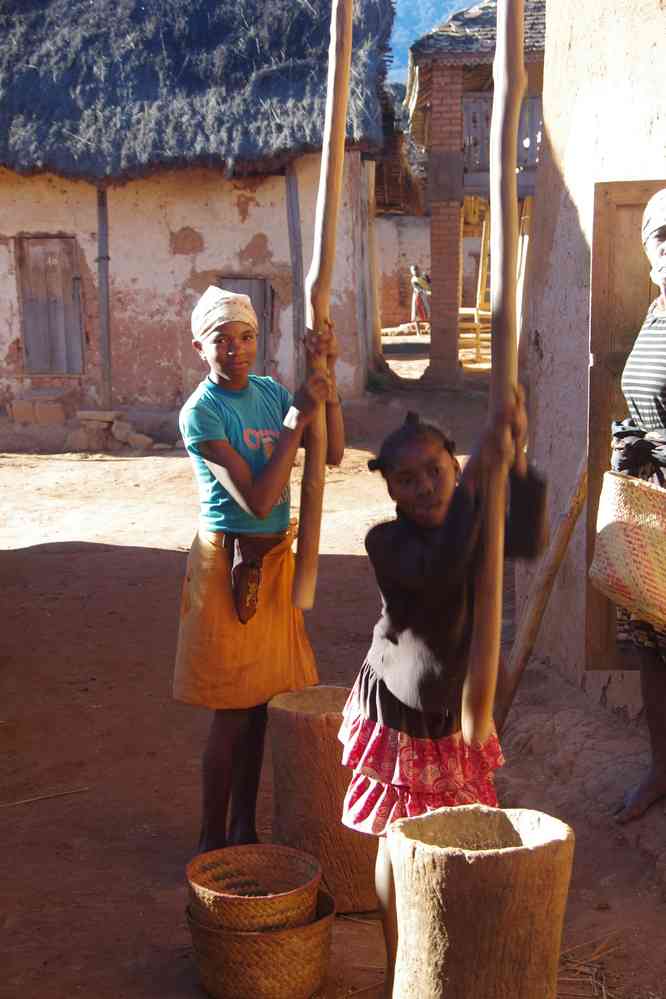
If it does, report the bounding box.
[621,308,666,431]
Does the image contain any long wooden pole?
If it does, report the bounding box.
[489,0,526,410]
[292,0,354,609]
[468,1,526,728]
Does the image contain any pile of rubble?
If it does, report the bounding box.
[65,411,172,453]
[7,391,182,454]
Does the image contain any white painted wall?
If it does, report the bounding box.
[518,0,666,715]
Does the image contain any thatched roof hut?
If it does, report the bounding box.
[409,0,545,64]
[0,0,394,181]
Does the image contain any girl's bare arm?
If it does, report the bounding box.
[461,421,513,746]
[198,372,328,520]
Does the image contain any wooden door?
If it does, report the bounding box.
[586,180,666,670]
[16,236,84,374]
[217,277,270,375]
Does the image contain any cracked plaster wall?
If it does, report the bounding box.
[0,152,370,411]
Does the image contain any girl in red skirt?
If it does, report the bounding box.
[339,396,547,994]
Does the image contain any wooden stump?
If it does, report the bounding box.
[387,804,575,999]
[268,686,377,913]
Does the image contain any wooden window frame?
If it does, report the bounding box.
[15,233,85,376]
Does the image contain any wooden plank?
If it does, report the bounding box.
[19,238,52,372]
[45,240,69,372]
[17,236,85,374]
[64,238,84,374]
[586,179,666,671]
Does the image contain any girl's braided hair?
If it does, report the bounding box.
[367,412,458,476]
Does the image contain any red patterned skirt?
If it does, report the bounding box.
[338,676,504,837]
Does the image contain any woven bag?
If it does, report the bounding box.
[589,470,666,630]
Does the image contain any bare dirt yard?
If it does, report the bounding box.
[2,370,665,999]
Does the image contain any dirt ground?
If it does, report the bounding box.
[2,354,665,999]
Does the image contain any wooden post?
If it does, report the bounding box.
[388,805,575,998]
[292,0,354,610]
[495,458,588,734]
[268,686,378,913]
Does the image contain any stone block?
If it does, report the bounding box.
[111,420,133,443]
[85,425,112,452]
[10,399,36,424]
[105,435,125,453]
[127,432,154,450]
[152,443,172,451]
[34,401,66,426]
[76,410,122,423]
[65,429,90,452]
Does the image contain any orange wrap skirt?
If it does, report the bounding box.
[173,528,318,709]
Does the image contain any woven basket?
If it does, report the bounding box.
[589,470,666,630]
[187,844,321,932]
[187,888,335,999]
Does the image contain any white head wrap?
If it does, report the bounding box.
[191,286,259,341]
[642,189,666,247]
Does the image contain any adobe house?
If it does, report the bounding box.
[517,0,665,717]
[0,0,393,422]
[405,0,545,385]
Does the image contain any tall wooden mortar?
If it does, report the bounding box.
[388,805,575,998]
[268,686,378,913]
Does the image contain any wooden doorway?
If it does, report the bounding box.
[217,277,270,375]
[16,236,84,374]
[586,179,666,671]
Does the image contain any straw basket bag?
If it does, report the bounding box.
[589,470,666,630]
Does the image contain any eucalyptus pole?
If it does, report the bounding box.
[468,0,527,722]
[292,0,353,609]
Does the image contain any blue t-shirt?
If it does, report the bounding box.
[180,375,293,534]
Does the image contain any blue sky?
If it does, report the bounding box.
[388,1,467,82]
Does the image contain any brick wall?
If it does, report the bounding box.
[427,62,464,386]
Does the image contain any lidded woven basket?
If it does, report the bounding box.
[187,888,335,999]
[187,844,322,932]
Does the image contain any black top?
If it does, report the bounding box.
[362,469,548,719]
[621,307,666,432]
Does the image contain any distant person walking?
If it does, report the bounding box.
[410,264,431,335]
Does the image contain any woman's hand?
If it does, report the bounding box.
[293,371,332,425]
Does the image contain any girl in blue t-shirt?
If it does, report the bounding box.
[174,285,344,853]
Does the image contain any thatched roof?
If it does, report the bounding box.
[410,0,545,65]
[0,0,394,182]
